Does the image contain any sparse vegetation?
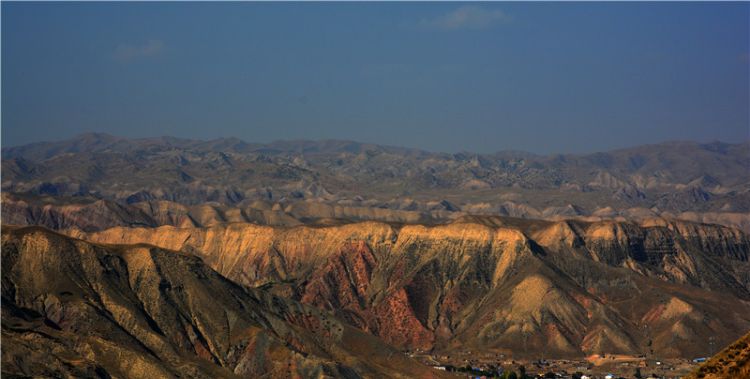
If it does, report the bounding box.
[687,333,750,379]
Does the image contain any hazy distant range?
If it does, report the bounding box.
[2,133,748,232]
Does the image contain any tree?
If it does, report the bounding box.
[519,365,526,378]
[508,372,518,379]
[635,367,643,379]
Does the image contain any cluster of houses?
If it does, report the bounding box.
[430,365,676,379]
[419,350,708,379]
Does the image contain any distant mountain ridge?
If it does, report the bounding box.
[3,132,747,159]
[3,133,749,232]
[1,132,428,160]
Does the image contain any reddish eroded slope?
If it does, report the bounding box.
[300,241,434,349]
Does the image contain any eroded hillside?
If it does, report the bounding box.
[63,217,750,359]
[1,226,451,379]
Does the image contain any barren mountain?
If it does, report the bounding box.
[3,134,750,373]
[62,217,750,359]
[1,226,451,379]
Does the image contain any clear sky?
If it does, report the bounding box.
[2,2,748,153]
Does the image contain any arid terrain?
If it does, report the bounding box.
[686,332,750,379]
[2,226,452,378]
[2,135,749,378]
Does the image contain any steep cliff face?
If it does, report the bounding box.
[531,219,750,296]
[1,226,452,379]
[70,217,750,358]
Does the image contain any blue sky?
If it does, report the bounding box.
[2,2,748,153]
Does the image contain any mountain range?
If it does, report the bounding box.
[3,133,749,232]
[2,134,749,378]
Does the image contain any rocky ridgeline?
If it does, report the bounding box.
[4,192,750,234]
